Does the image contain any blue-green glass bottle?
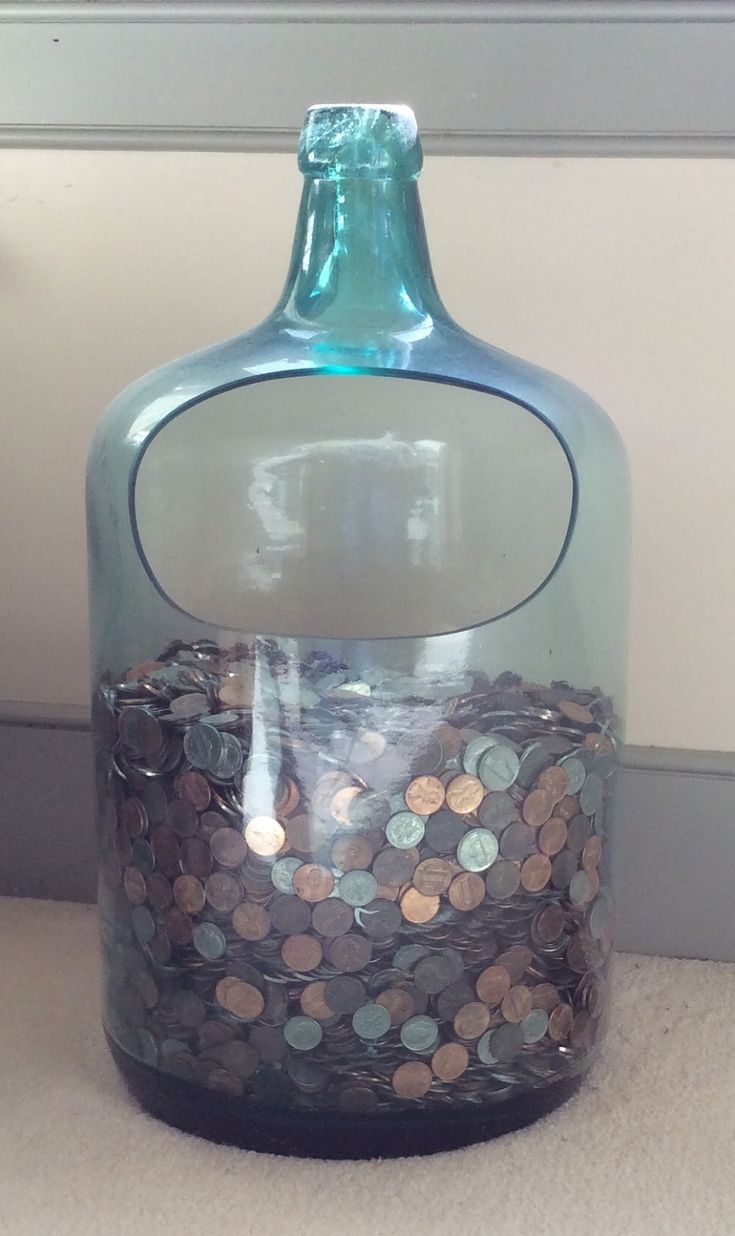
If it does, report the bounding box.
[87,104,629,1157]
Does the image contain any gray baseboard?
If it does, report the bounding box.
[1,708,733,962]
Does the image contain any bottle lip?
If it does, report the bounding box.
[298,103,423,180]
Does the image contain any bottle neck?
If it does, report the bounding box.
[274,176,447,336]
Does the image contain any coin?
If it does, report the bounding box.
[244,816,285,857]
[432,1042,469,1082]
[372,847,416,887]
[531,983,561,1012]
[520,853,552,893]
[352,1002,391,1040]
[551,849,577,890]
[478,792,518,833]
[284,1016,323,1052]
[376,987,416,1026]
[123,866,147,906]
[405,776,445,815]
[500,985,533,1024]
[538,816,568,856]
[120,708,163,757]
[485,860,521,901]
[386,811,426,849]
[412,857,453,896]
[536,764,570,804]
[499,821,536,861]
[356,898,402,940]
[476,965,511,1006]
[400,1015,439,1053]
[270,856,303,893]
[205,871,241,913]
[558,755,587,794]
[324,975,366,1015]
[292,863,335,903]
[392,1061,433,1099]
[456,828,499,872]
[331,834,374,871]
[310,897,354,937]
[580,772,604,816]
[281,934,323,972]
[166,798,198,839]
[489,1023,524,1062]
[448,871,486,911]
[183,723,222,771]
[192,922,227,960]
[445,774,484,815]
[495,945,532,983]
[425,810,467,853]
[533,904,567,945]
[338,870,378,907]
[327,934,372,972]
[582,835,603,871]
[453,1001,491,1040]
[210,827,248,868]
[330,785,362,824]
[232,901,271,941]
[414,953,461,995]
[173,873,206,914]
[270,895,312,935]
[299,981,334,1021]
[174,770,211,812]
[559,700,595,726]
[400,888,440,924]
[548,1003,573,1043]
[478,745,520,791]
[131,905,155,945]
[522,788,554,828]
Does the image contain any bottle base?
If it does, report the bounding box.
[108,1032,584,1159]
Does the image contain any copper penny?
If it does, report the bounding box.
[445,774,484,815]
[495,945,532,982]
[327,933,372,972]
[173,873,206,914]
[520,853,552,893]
[400,888,440,924]
[531,982,562,1012]
[548,1003,573,1043]
[392,1061,433,1099]
[311,898,354,937]
[376,987,416,1026]
[218,674,255,708]
[476,965,511,1006]
[120,797,147,839]
[292,863,335,903]
[331,834,374,872]
[536,764,570,804]
[453,1001,491,1040]
[556,795,580,822]
[163,906,193,945]
[349,730,387,765]
[217,978,264,1021]
[205,871,241,913]
[584,732,615,755]
[534,904,567,944]
[570,1010,593,1049]
[538,816,568,856]
[372,846,417,887]
[181,836,213,878]
[522,788,554,828]
[275,776,301,819]
[232,900,271,941]
[150,826,181,876]
[174,770,211,813]
[404,776,446,815]
[145,871,173,911]
[559,699,595,726]
[431,1042,469,1082]
[123,866,147,906]
[210,827,248,868]
[448,871,486,912]
[300,981,334,1021]
[281,933,323,972]
[582,835,603,871]
[285,814,314,853]
[412,858,453,896]
[501,985,533,1023]
[244,816,285,857]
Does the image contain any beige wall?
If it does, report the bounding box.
[1,149,733,751]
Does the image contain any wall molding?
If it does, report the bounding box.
[2,5,735,157]
[2,704,734,961]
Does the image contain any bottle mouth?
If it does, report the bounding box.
[298,103,423,180]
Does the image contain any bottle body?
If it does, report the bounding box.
[88,106,629,1156]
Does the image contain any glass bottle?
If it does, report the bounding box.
[87,104,629,1158]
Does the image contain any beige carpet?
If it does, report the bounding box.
[2,897,734,1236]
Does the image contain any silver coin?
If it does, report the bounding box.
[414,952,462,995]
[456,828,499,872]
[121,708,163,757]
[569,870,592,905]
[521,1008,549,1043]
[485,859,521,900]
[286,1058,329,1091]
[400,1015,439,1053]
[588,896,611,941]
[464,735,503,777]
[338,870,378,908]
[169,692,210,720]
[490,1023,524,1062]
[478,746,520,791]
[283,1016,323,1052]
[558,755,587,794]
[476,1030,499,1065]
[478,792,518,833]
[351,1002,391,1040]
[516,742,552,789]
[386,811,426,849]
[192,922,227,960]
[131,905,155,945]
[271,857,303,894]
[209,732,244,781]
[183,723,223,771]
[580,772,604,816]
[393,944,430,972]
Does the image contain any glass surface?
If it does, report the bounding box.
[87,103,629,1154]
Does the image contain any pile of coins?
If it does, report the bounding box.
[96,639,616,1113]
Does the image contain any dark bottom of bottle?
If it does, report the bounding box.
[108,1032,584,1159]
